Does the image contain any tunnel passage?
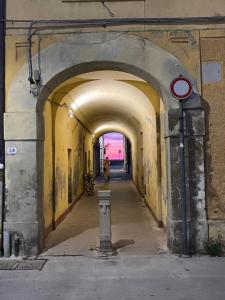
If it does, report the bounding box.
[42,70,168,254]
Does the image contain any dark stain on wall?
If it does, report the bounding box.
[55,163,66,209]
[73,128,85,199]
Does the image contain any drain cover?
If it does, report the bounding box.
[0,260,18,270]
[16,259,47,271]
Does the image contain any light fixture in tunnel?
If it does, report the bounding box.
[71,102,78,111]
[68,109,74,118]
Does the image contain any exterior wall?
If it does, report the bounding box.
[138,30,201,93]
[200,35,225,238]
[6,0,225,20]
[5,30,201,110]
[4,22,207,254]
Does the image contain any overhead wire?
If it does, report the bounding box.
[16,16,225,85]
[1,16,225,84]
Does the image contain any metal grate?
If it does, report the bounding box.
[0,260,18,270]
[15,259,47,271]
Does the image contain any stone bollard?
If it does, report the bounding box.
[98,190,112,253]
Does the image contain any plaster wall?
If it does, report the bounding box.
[43,101,92,233]
[131,140,137,184]
[138,31,202,93]
[5,29,201,111]
[6,0,225,20]
[43,102,53,230]
[125,81,165,226]
[134,132,143,193]
[142,112,159,220]
[200,37,225,238]
[160,99,168,226]
[55,108,81,220]
[130,82,163,224]
[4,26,200,110]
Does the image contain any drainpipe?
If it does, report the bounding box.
[0,0,5,256]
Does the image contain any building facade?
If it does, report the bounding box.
[1,0,225,256]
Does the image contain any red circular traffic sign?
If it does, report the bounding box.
[170,76,193,100]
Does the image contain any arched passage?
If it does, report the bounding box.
[4,32,207,255]
[43,71,161,238]
[42,70,167,255]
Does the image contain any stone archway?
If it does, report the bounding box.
[4,32,207,255]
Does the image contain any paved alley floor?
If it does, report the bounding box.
[42,171,167,256]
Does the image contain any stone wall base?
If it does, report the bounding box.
[3,221,43,257]
[167,219,208,254]
[208,220,225,240]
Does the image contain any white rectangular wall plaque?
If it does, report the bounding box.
[202,62,222,83]
[6,147,17,155]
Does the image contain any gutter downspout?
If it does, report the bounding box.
[0,0,5,256]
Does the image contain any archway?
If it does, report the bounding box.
[95,132,131,177]
[4,32,207,255]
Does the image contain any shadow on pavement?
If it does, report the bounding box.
[112,239,135,250]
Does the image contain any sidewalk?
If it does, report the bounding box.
[0,254,225,300]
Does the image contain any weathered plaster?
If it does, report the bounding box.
[7,32,201,113]
[200,37,225,242]
[6,0,225,21]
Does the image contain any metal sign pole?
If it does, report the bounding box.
[170,75,192,257]
[179,99,188,256]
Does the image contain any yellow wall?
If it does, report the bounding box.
[200,36,225,238]
[129,81,163,224]
[160,99,168,226]
[143,113,159,216]
[43,100,92,230]
[6,0,225,21]
[43,101,53,230]
[55,107,92,220]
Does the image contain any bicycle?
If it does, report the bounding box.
[84,173,95,196]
